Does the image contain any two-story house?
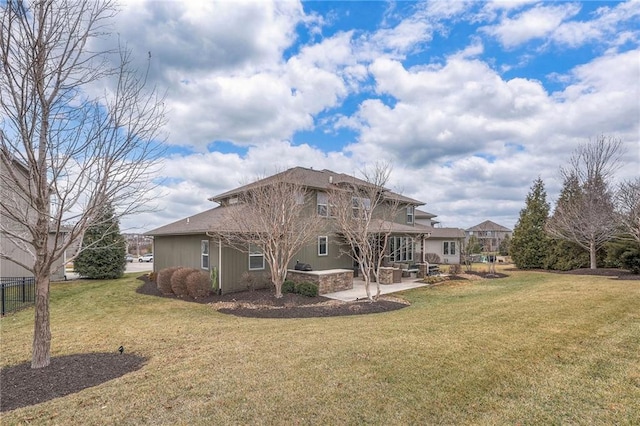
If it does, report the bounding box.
[0,152,68,281]
[465,220,512,253]
[147,167,435,294]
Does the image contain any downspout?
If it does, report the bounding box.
[218,238,223,294]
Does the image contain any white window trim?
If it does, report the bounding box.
[317,192,328,217]
[443,241,456,256]
[318,236,328,256]
[201,240,209,269]
[407,206,415,224]
[390,236,414,262]
[249,244,265,270]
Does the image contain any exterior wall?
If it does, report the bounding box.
[392,204,415,225]
[154,234,211,272]
[220,244,271,294]
[422,238,461,264]
[286,269,353,294]
[289,235,353,271]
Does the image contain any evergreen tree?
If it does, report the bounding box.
[499,234,511,256]
[74,204,127,279]
[511,178,550,269]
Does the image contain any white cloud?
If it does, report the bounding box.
[107,1,638,232]
[482,3,582,48]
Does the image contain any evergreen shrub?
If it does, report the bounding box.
[295,281,318,297]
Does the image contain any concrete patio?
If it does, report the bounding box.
[323,276,428,301]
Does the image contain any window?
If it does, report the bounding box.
[249,244,265,270]
[407,206,414,224]
[389,237,414,262]
[317,192,328,217]
[318,236,328,256]
[201,240,210,269]
[443,241,456,255]
[295,191,305,205]
[352,196,371,218]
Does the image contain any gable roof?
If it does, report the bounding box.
[210,167,424,206]
[466,220,511,232]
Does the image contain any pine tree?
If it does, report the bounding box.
[511,178,550,269]
[74,204,127,279]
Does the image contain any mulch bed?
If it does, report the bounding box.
[135,276,410,318]
[0,353,146,412]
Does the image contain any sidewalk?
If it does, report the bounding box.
[323,277,428,302]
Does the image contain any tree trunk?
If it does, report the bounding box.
[31,272,51,369]
[590,241,597,269]
[361,265,373,301]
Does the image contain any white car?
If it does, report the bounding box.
[138,254,153,262]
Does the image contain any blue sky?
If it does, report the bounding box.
[107,0,639,232]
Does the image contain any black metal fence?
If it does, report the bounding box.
[1,277,36,315]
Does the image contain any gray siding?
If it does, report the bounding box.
[154,234,210,272]
[290,236,353,271]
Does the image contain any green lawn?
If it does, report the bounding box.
[1,269,639,425]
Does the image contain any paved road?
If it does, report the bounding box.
[64,260,153,280]
[126,261,153,274]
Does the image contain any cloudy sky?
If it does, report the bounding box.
[111,0,639,232]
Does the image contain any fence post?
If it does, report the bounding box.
[1,282,5,316]
[22,277,26,303]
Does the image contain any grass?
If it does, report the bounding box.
[1,268,639,425]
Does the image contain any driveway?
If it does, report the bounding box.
[63,261,152,280]
[126,261,153,274]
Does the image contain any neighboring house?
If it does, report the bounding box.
[147,167,438,294]
[465,220,512,253]
[0,153,68,281]
[415,210,465,264]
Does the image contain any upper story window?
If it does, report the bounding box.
[295,191,305,205]
[317,192,328,217]
[407,206,415,224]
[352,196,371,218]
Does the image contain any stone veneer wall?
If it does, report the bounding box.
[286,269,353,294]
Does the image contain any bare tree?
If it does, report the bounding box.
[615,178,640,243]
[546,136,623,269]
[207,171,324,298]
[328,163,402,301]
[0,0,166,368]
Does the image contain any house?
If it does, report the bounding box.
[415,210,465,264]
[465,220,512,253]
[147,167,444,294]
[0,152,68,281]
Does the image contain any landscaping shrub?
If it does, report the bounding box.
[171,267,195,297]
[295,281,318,297]
[425,253,441,264]
[448,264,462,275]
[424,275,446,285]
[157,267,180,295]
[282,280,296,294]
[148,271,158,283]
[186,270,212,298]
